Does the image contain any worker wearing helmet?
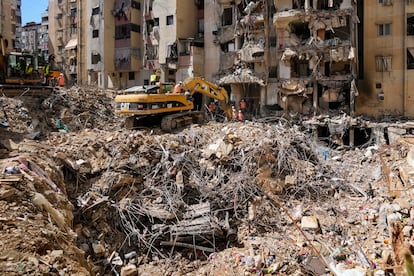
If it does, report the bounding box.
[174,81,183,93]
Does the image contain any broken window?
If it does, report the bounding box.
[408,14,414,35]
[377,23,391,36]
[166,15,174,25]
[92,7,100,16]
[290,22,311,41]
[269,66,277,78]
[292,0,306,9]
[407,48,414,69]
[91,53,101,64]
[220,41,235,53]
[313,0,342,9]
[131,1,140,9]
[222,7,233,26]
[129,72,135,80]
[115,24,131,40]
[375,56,392,72]
[167,43,178,59]
[178,40,191,56]
[146,18,158,34]
[92,29,99,38]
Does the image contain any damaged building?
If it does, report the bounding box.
[273,0,357,115]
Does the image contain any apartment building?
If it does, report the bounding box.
[142,0,200,85]
[14,0,22,51]
[48,0,78,84]
[204,0,275,116]
[272,0,358,116]
[19,22,44,55]
[356,0,414,118]
[39,11,49,63]
[0,0,20,52]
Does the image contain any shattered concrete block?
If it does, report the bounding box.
[402,225,412,237]
[92,242,105,256]
[301,216,319,230]
[121,263,138,276]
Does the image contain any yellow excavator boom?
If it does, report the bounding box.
[182,77,233,121]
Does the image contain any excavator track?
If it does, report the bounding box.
[0,85,54,97]
[161,111,205,132]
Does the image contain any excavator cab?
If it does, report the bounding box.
[4,52,44,84]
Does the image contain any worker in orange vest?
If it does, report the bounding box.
[58,73,65,87]
[237,110,244,121]
[173,81,183,93]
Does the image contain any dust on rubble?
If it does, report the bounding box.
[0,86,413,275]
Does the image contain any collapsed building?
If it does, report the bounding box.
[274,0,357,115]
[209,0,356,116]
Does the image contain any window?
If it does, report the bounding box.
[92,7,100,15]
[378,0,392,5]
[129,72,135,80]
[408,14,414,35]
[115,24,131,40]
[132,1,140,9]
[375,56,392,72]
[131,24,141,33]
[407,48,414,69]
[378,23,391,36]
[222,7,232,26]
[269,66,277,78]
[376,83,382,89]
[92,29,99,38]
[71,25,77,35]
[167,15,174,25]
[91,53,101,64]
[269,36,277,47]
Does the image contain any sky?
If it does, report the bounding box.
[21,0,48,25]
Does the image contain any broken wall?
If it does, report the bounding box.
[274,1,356,115]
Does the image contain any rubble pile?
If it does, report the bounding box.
[2,87,414,275]
[0,86,117,140]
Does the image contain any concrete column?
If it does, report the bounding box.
[305,0,310,10]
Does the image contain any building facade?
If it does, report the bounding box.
[48,0,78,84]
[356,0,414,118]
[0,0,20,52]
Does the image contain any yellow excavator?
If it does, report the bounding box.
[114,77,233,131]
[0,35,53,96]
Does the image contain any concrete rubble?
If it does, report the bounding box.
[1,87,414,275]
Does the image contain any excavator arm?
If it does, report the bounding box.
[182,77,233,120]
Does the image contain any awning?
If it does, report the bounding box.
[65,38,77,50]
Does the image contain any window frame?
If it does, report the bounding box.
[166,15,174,26]
[377,23,391,36]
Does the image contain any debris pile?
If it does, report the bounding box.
[2,87,414,275]
[0,86,117,140]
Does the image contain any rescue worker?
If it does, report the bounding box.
[58,73,65,87]
[239,98,247,113]
[232,106,237,120]
[174,81,183,93]
[208,101,216,113]
[25,63,33,76]
[237,110,244,121]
